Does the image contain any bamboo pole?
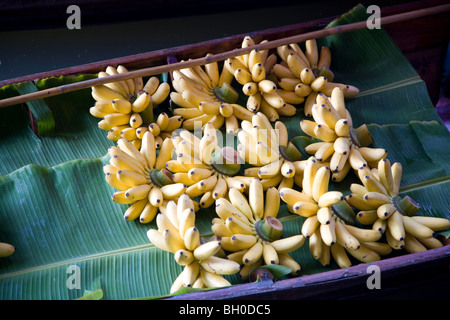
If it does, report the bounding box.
[0,3,448,109]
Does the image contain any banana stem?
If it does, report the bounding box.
[331,200,356,225]
[393,195,420,216]
[210,147,241,176]
[255,216,283,242]
[279,142,303,162]
[213,83,239,104]
[149,168,174,187]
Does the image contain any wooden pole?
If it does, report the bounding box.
[0,3,449,109]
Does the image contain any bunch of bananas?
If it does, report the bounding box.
[86,36,449,294]
[147,194,240,292]
[140,112,184,150]
[212,178,305,279]
[168,123,246,208]
[279,156,390,268]
[90,65,170,148]
[300,87,387,182]
[347,158,450,253]
[225,36,297,122]
[103,133,188,223]
[238,112,303,189]
[271,39,359,117]
[170,55,254,134]
[0,242,15,258]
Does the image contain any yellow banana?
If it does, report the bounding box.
[335,220,360,250]
[344,224,382,242]
[243,242,264,265]
[320,217,337,246]
[346,244,380,264]
[174,249,195,266]
[301,215,320,238]
[311,165,330,203]
[318,191,344,208]
[270,235,305,254]
[200,269,232,288]
[192,240,221,261]
[0,242,15,258]
[184,226,201,251]
[147,228,170,252]
[411,216,450,231]
[182,260,201,288]
[263,187,281,218]
[402,215,435,239]
[330,242,352,269]
[387,211,406,241]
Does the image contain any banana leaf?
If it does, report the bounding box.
[0,4,449,300]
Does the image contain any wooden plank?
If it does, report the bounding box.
[164,245,450,300]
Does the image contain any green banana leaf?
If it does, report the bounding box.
[0,4,449,300]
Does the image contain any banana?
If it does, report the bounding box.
[356,209,378,225]
[183,226,201,251]
[159,183,187,200]
[228,187,255,222]
[377,203,396,219]
[344,224,382,242]
[287,52,308,78]
[301,215,320,238]
[242,242,264,265]
[330,242,352,269]
[0,242,15,258]
[418,236,443,249]
[411,216,450,231]
[386,227,405,250]
[182,260,201,288]
[132,92,151,113]
[391,161,402,196]
[317,46,332,70]
[378,158,395,197]
[263,187,281,218]
[270,235,305,254]
[346,244,380,264]
[280,253,303,275]
[112,191,135,204]
[404,234,427,254]
[320,217,336,246]
[177,207,196,239]
[215,198,250,224]
[279,187,316,207]
[305,39,318,68]
[387,211,406,241]
[309,228,323,260]
[147,228,170,252]
[318,191,344,208]
[125,184,152,202]
[335,220,360,250]
[192,240,222,261]
[249,178,264,220]
[363,191,392,207]
[117,169,148,187]
[317,207,333,225]
[311,166,330,203]
[162,227,186,253]
[200,269,232,288]
[402,215,435,239]
[315,142,336,163]
[223,234,258,251]
[358,147,387,163]
[174,249,195,266]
